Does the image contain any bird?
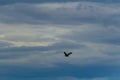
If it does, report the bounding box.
[64,52,72,57]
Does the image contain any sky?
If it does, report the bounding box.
[0,0,120,80]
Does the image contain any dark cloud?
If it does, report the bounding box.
[0,2,120,25]
[0,64,119,80]
[0,41,13,48]
[0,0,78,5]
[0,0,120,5]
[0,41,84,60]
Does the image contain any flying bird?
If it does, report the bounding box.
[64,52,72,57]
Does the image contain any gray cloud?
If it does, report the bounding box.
[0,40,84,62]
[0,2,120,25]
[0,41,13,48]
[0,76,110,80]
[0,41,84,52]
[60,25,120,45]
[0,23,120,68]
[0,0,120,5]
[0,1,120,80]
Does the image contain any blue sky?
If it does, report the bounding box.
[0,0,120,80]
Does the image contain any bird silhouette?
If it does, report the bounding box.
[64,52,72,57]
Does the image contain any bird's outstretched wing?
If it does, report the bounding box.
[64,52,67,55]
[68,52,72,55]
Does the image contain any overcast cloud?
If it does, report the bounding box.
[0,0,120,80]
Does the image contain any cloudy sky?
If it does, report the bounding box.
[0,0,120,80]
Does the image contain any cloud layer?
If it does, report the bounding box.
[0,2,120,25]
[0,1,120,80]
